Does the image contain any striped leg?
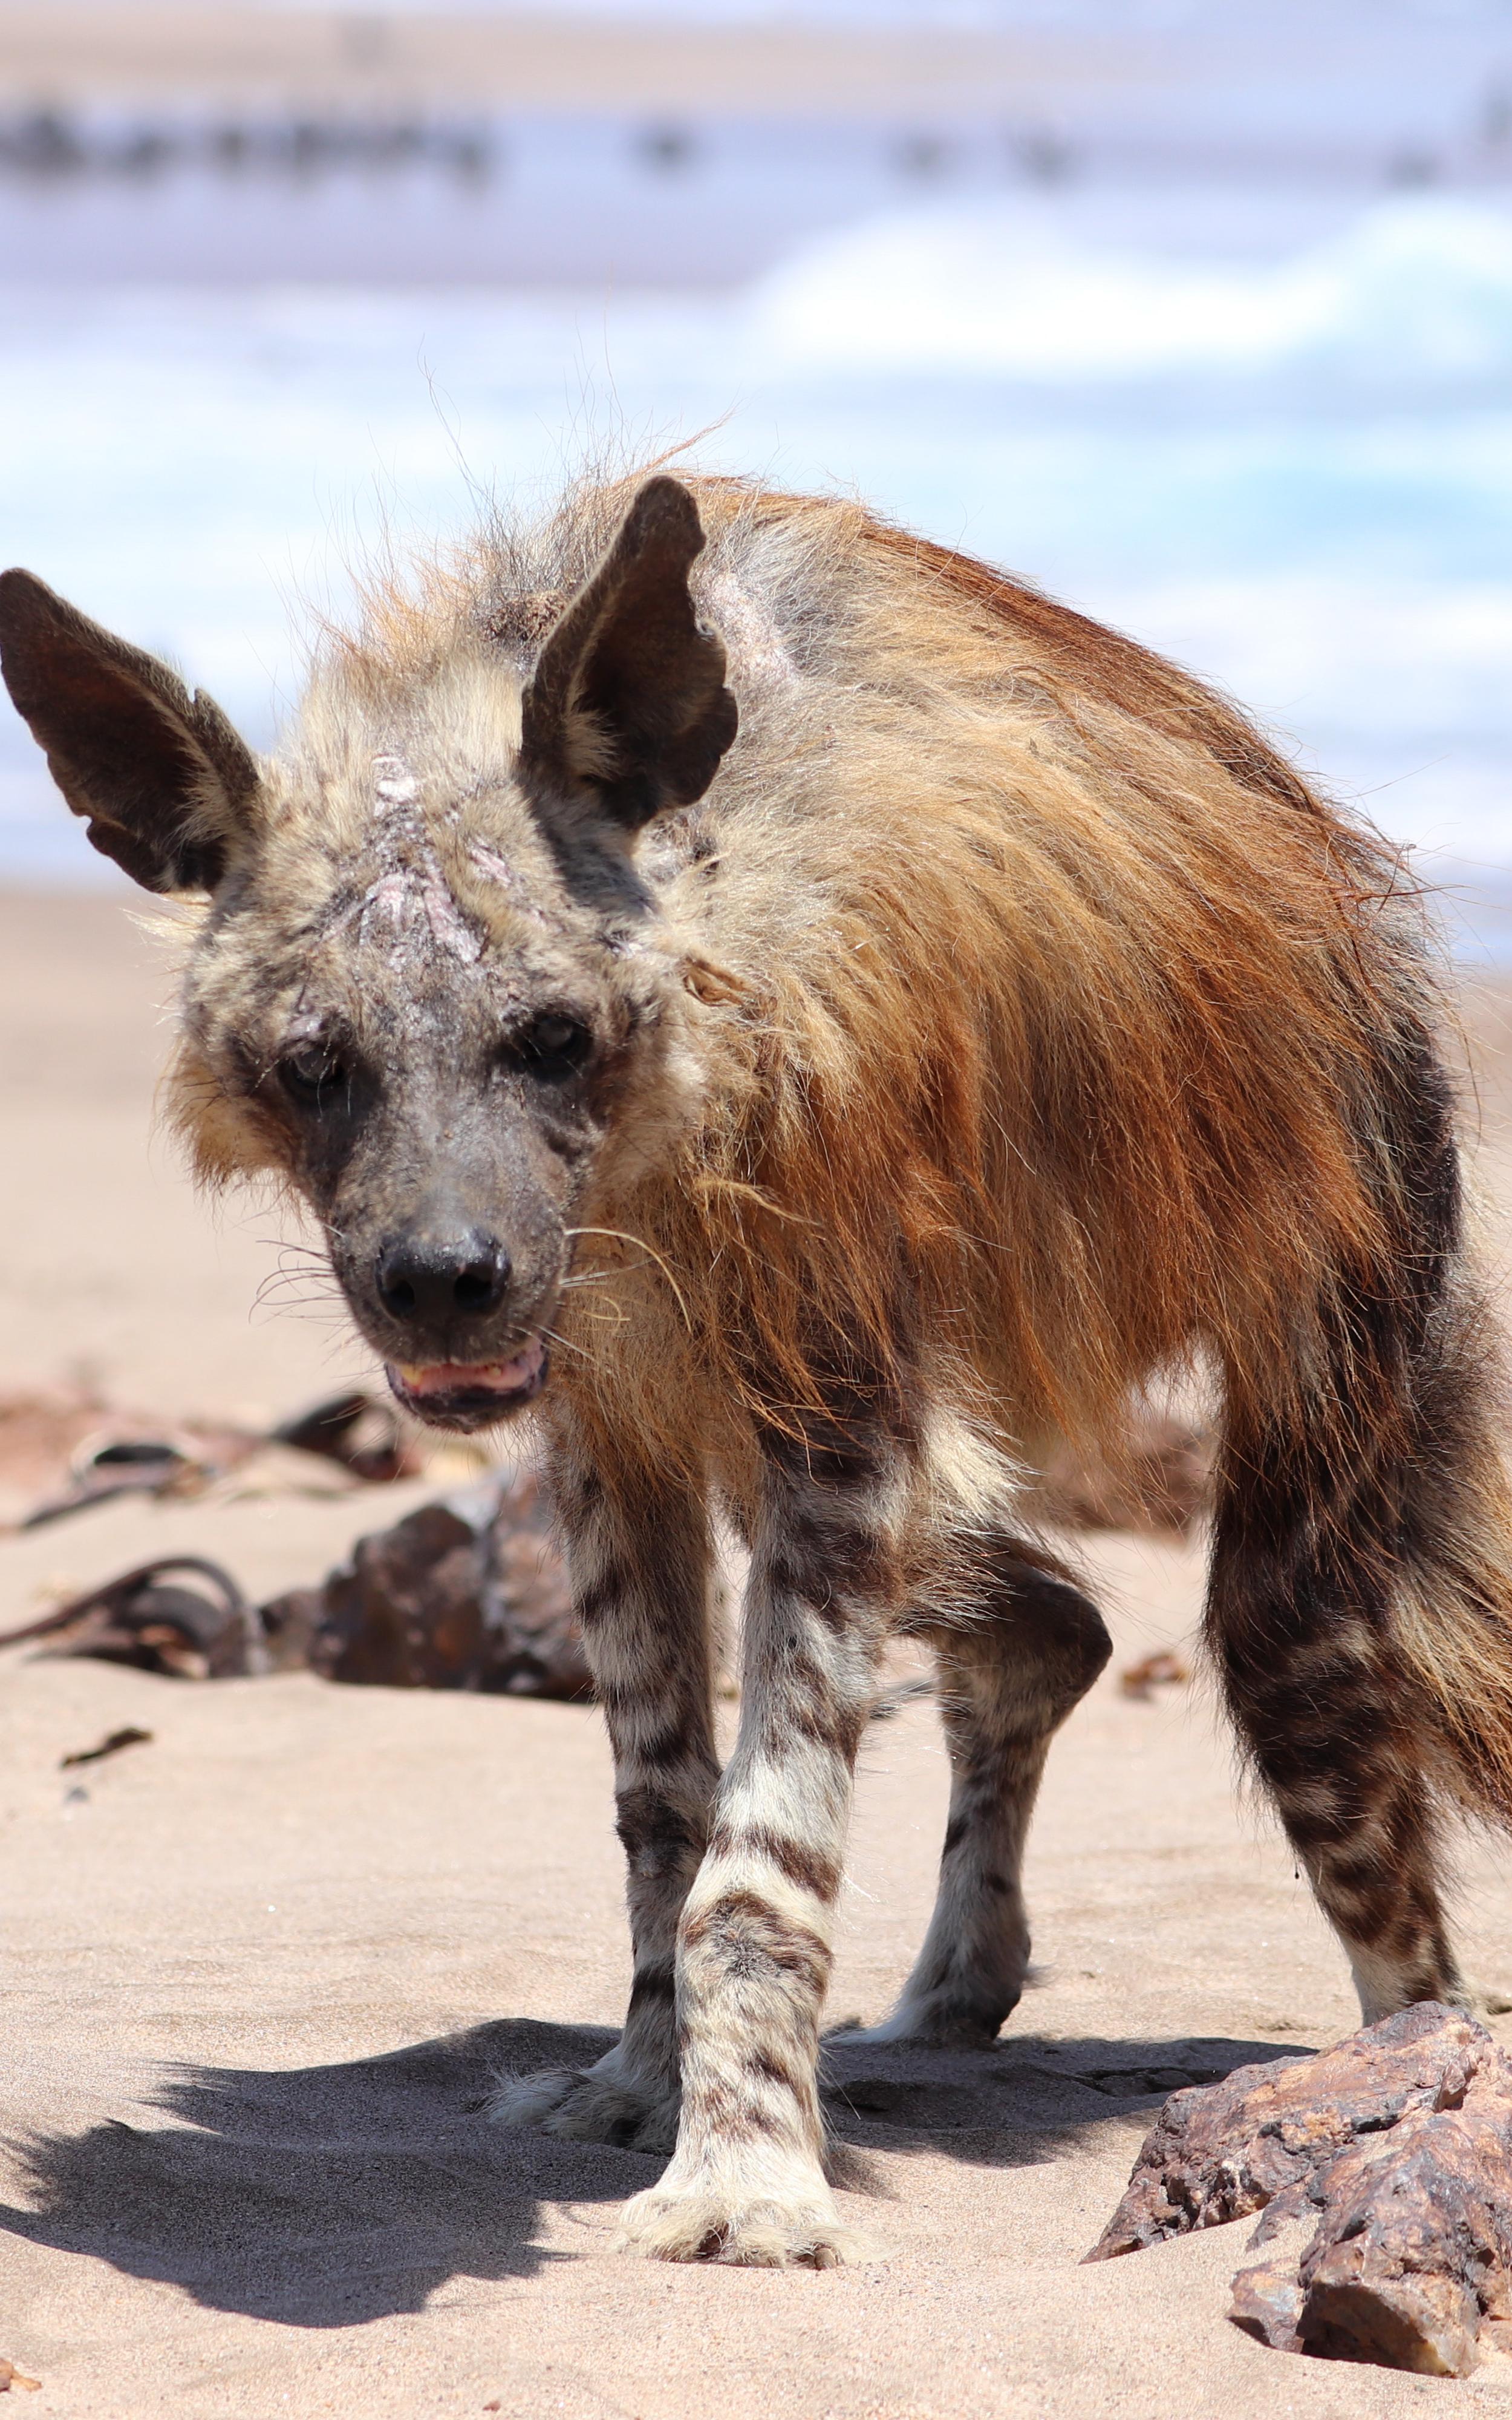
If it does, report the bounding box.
[1207,1036,1474,2023]
[618,1440,898,2266]
[490,1432,719,2153]
[847,1556,1110,2046]
[1211,1441,1467,2023]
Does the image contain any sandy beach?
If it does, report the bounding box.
[6,886,1512,2415]
[0,5,1175,117]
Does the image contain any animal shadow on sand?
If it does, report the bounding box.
[0,2019,1307,2326]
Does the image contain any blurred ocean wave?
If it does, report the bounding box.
[1,184,1509,948]
[752,195,1512,391]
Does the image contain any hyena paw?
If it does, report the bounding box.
[616,2180,880,2269]
[485,2064,680,2155]
[829,1998,1009,2050]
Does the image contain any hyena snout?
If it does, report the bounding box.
[376,1226,512,1329]
[353,1184,561,1430]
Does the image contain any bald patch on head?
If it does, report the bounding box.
[313,748,490,971]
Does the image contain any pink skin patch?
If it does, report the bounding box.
[385,1336,547,1428]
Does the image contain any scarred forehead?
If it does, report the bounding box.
[266,726,572,965]
[326,751,487,972]
[211,731,629,1056]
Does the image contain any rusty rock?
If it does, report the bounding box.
[1230,2093,1512,2375]
[1086,2002,1506,2261]
[1089,2003,1512,2377]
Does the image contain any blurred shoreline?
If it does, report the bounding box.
[1,5,1510,137]
[2,5,1512,292]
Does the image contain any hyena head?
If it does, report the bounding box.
[0,477,738,1430]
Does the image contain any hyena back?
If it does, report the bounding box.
[5,469,1512,2266]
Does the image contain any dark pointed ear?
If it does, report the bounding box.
[0,569,259,894]
[518,477,738,834]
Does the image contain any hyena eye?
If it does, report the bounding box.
[276,1045,348,1107]
[505,1015,593,1083]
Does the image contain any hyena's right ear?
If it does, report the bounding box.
[0,568,258,894]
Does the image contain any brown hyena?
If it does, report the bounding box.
[6,470,1512,2266]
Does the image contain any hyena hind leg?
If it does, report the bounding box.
[1208,1269,1489,2026]
[1213,1548,1468,2023]
[843,1555,1110,2049]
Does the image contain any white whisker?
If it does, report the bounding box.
[564,1226,692,1332]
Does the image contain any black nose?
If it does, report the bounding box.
[376,1231,511,1327]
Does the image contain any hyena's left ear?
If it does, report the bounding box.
[0,568,259,894]
[518,476,738,834]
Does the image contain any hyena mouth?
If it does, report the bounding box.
[385,1337,549,1431]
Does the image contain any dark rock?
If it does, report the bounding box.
[4,1468,591,1699]
[299,1470,591,1700]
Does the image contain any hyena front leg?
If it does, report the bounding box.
[490,1436,719,2153]
[617,1439,898,2267]
[847,1554,1110,2047]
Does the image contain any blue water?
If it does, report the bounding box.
[2,185,1511,950]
